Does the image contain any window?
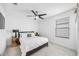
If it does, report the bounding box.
[55,17,69,39]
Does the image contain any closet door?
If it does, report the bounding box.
[0,13,5,29]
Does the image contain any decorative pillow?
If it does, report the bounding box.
[20,32,35,38]
[31,33,35,37]
[27,33,32,37]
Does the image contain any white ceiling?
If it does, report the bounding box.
[2,3,77,17]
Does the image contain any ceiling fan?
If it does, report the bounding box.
[27,10,47,20]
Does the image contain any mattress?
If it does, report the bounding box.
[20,36,48,56]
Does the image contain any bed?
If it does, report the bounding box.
[19,31,48,56]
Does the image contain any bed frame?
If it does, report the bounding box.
[26,42,48,56]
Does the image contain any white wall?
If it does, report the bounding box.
[0,4,39,32]
[0,4,6,21]
[39,9,76,50]
[5,11,39,32]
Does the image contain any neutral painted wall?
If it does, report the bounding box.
[5,11,39,32]
[39,9,76,50]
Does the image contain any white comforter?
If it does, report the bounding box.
[20,36,48,56]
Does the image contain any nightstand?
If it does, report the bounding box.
[11,37,17,47]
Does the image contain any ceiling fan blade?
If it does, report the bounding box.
[39,14,47,16]
[31,10,37,16]
[39,16,44,20]
[27,15,35,17]
[12,3,18,5]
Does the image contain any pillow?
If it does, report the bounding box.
[27,32,36,37]
[20,33,27,38]
[20,32,35,38]
[27,33,32,37]
[31,33,35,37]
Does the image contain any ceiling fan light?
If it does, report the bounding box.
[35,16,39,19]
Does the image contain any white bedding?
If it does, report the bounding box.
[20,36,48,56]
